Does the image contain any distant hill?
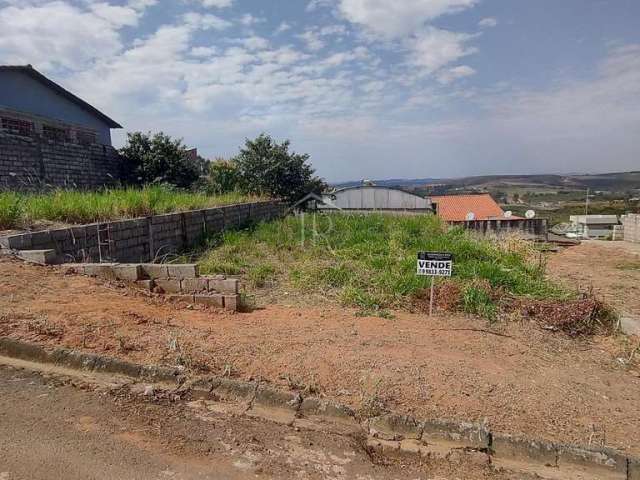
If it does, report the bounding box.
[332,171,640,194]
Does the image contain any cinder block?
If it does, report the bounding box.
[7,234,32,250]
[166,294,195,303]
[154,278,182,294]
[194,294,225,308]
[491,434,557,466]
[18,249,60,265]
[135,279,155,291]
[167,264,198,279]
[84,263,118,279]
[140,264,169,279]
[181,278,209,293]
[421,418,490,450]
[557,444,627,476]
[208,278,239,294]
[223,294,239,311]
[112,264,142,282]
[370,414,423,441]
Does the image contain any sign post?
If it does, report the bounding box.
[417,252,453,316]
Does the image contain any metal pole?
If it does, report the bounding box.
[429,276,435,316]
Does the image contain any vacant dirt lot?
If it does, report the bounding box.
[1,254,639,456]
[548,240,640,332]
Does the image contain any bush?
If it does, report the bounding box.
[204,159,241,195]
[119,132,202,188]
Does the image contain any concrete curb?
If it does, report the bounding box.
[1,336,638,479]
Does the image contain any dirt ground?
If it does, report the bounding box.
[1,252,640,457]
[547,240,640,330]
[2,364,515,480]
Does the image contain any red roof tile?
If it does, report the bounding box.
[432,194,507,221]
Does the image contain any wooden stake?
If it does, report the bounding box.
[429,276,435,316]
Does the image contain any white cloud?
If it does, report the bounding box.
[306,0,333,12]
[182,11,232,30]
[437,64,476,83]
[275,21,291,34]
[0,1,126,70]
[338,0,478,38]
[298,30,325,51]
[239,13,263,26]
[407,27,476,74]
[478,17,497,28]
[198,0,234,7]
[90,3,140,27]
[238,35,269,51]
[190,45,217,57]
[127,0,157,11]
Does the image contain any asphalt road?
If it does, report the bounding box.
[0,363,513,480]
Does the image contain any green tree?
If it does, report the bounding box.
[232,134,326,203]
[205,158,240,194]
[120,132,201,188]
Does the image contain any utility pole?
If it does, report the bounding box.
[585,188,589,216]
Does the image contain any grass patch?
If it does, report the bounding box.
[0,186,263,230]
[196,213,570,318]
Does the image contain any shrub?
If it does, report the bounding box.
[119,132,202,188]
[232,134,326,203]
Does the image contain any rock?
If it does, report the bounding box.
[143,385,155,396]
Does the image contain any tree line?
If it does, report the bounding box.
[119,132,326,203]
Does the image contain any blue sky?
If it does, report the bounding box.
[1,0,639,182]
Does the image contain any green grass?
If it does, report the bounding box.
[0,186,263,230]
[196,213,568,316]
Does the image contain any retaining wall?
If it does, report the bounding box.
[0,200,286,263]
[623,214,640,244]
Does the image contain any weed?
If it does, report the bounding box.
[0,192,23,230]
[196,213,567,319]
[26,316,64,338]
[0,186,263,230]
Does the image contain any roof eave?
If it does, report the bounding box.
[0,65,122,129]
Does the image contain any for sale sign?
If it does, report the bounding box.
[417,252,453,277]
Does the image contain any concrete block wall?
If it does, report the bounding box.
[0,131,121,189]
[623,214,640,243]
[454,218,548,240]
[0,200,287,263]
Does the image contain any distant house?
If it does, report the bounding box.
[569,215,620,239]
[0,65,123,189]
[319,185,432,212]
[431,193,513,222]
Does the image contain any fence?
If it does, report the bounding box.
[453,218,548,240]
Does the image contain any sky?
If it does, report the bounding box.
[1,0,639,182]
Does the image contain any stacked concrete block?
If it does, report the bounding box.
[0,131,121,189]
[0,200,286,264]
[623,214,640,244]
[66,262,241,311]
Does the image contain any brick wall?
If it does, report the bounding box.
[0,200,287,263]
[0,131,121,189]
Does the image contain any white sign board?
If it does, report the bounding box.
[417,252,453,277]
